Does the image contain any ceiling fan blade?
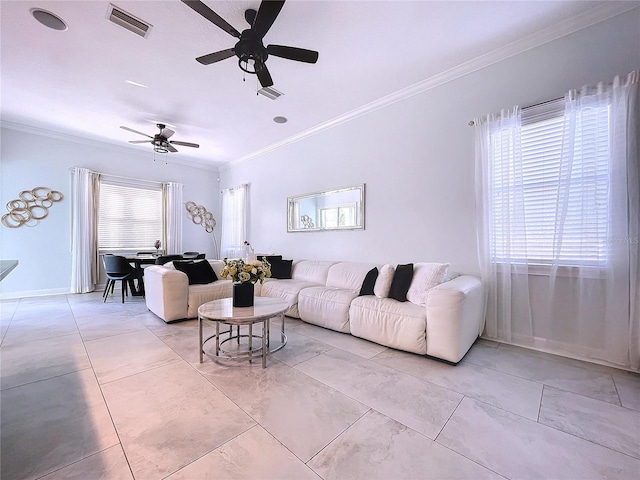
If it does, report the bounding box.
[161,128,175,139]
[196,48,235,65]
[252,0,285,39]
[129,140,152,144]
[256,63,274,88]
[181,0,241,38]
[167,144,179,153]
[267,44,318,63]
[244,9,257,26]
[170,141,200,148]
[120,126,153,138]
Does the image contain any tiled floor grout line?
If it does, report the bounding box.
[495,341,636,376]
[461,356,623,407]
[304,406,372,467]
[3,293,639,479]
[537,384,545,423]
[158,423,259,480]
[75,312,137,480]
[193,356,332,477]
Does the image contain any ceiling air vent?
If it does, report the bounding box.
[107,4,152,38]
[258,87,283,100]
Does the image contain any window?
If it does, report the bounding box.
[319,204,356,228]
[220,184,248,258]
[490,99,611,267]
[98,179,162,251]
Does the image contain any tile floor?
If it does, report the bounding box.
[1,292,639,480]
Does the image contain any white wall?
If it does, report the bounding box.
[0,127,220,298]
[220,10,640,276]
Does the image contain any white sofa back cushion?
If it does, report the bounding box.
[291,260,336,284]
[374,264,395,298]
[326,262,380,291]
[406,262,450,306]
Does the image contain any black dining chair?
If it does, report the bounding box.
[182,251,200,259]
[155,254,184,265]
[103,254,144,303]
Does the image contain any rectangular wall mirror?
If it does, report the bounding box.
[288,184,365,232]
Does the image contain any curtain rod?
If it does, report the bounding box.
[68,167,165,187]
[468,96,563,126]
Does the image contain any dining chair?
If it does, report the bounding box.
[182,251,200,259]
[103,254,144,303]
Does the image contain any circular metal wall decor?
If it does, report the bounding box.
[185,201,216,233]
[2,187,64,228]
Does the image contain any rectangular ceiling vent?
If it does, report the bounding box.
[257,87,284,100]
[107,4,152,38]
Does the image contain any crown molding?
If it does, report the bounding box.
[1,120,221,172]
[224,2,639,170]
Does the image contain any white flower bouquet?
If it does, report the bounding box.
[220,257,271,284]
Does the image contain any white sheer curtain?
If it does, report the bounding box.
[220,183,248,259]
[70,167,100,293]
[475,106,532,341]
[475,71,639,370]
[162,182,183,255]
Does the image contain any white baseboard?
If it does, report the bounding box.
[0,287,72,301]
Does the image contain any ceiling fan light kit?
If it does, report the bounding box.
[120,124,200,158]
[120,1,315,156]
[181,0,318,89]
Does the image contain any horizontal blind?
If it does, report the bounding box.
[491,99,610,267]
[98,182,162,251]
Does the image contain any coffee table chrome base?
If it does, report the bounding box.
[199,313,287,368]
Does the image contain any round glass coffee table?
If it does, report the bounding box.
[198,297,289,368]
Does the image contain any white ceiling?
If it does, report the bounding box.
[1,0,636,169]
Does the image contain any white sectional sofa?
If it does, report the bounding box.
[143,259,484,363]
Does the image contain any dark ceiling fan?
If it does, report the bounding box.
[181,0,319,88]
[120,124,199,153]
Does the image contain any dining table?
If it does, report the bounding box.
[123,253,161,296]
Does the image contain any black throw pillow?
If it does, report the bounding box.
[262,255,283,263]
[270,259,293,279]
[359,267,379,296]
[174,260,218,285]
[388,263,414,302]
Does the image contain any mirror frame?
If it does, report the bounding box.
[287,184,365,232]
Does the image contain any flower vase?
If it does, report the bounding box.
[233,282,254,307]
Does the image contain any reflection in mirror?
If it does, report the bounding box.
[288,184,365,232]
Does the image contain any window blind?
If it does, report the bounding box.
[98,181,163,251]
[490,99,611,267]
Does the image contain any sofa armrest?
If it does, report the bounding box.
[425,275,484,363]
[144,265,189,322]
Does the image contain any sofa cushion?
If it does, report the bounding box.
[186,280,233,319]
[259,278,322,318]
[326,262,379,290]
[173,260,218,285]
[374,264,395,298]
[298,286,358,332]
[349,296,427,355]
[389,263,414,302]
[291,260,336,284]
[406,262,450,306]
[270,259,293,279]
[359,268,378,296]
